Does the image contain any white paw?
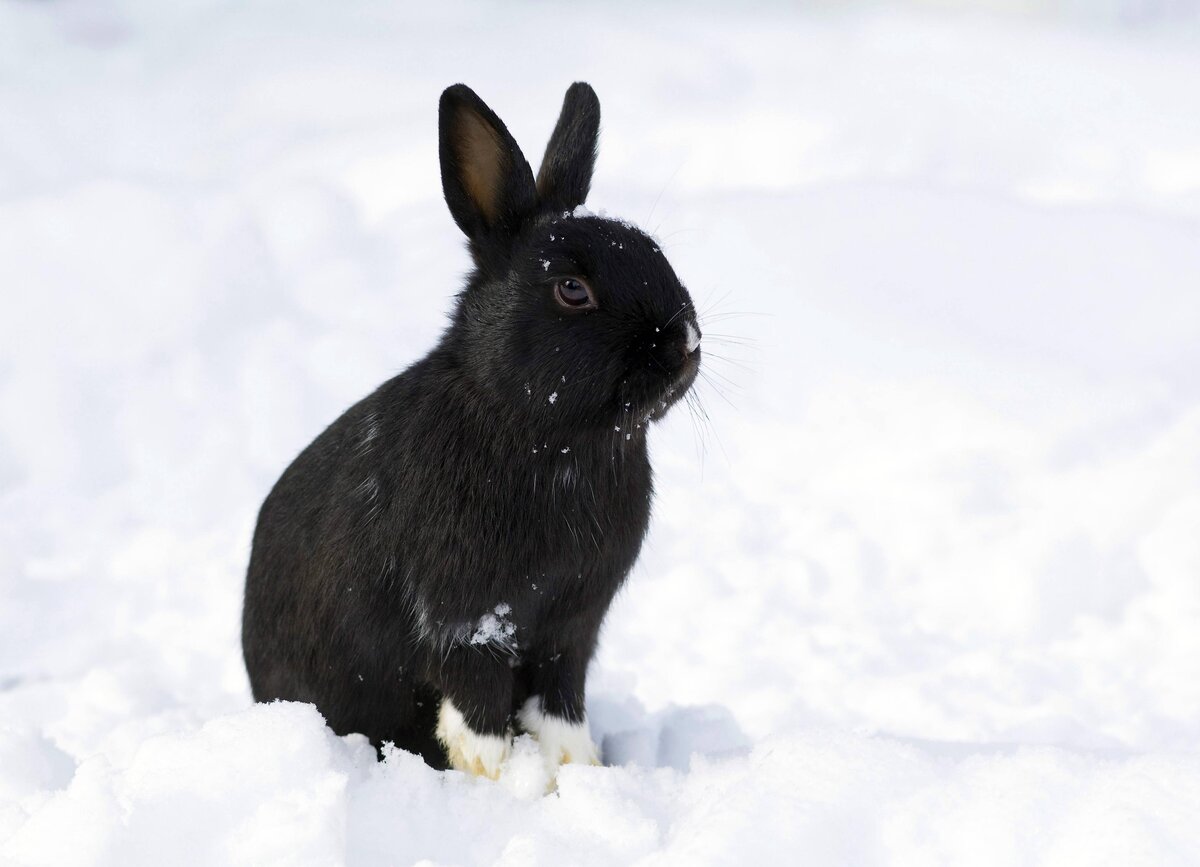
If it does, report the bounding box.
[518,696,600,770]
[436,699,511,779]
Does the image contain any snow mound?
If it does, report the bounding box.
[4,0,1200,863]
[5,703,1200,866]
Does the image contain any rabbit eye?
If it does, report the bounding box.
[554,277,596,310]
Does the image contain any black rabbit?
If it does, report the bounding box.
[242,82,701,780]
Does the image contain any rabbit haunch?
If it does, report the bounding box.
[242,82,701,784]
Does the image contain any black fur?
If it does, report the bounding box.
[536,82,600,213]
[242,82,700,768]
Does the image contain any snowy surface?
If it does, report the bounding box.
[3,1,1200,864]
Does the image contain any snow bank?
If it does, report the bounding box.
[5,702,1200,866]
[3,0,1200,864]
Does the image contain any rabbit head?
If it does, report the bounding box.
[437,82,701,434]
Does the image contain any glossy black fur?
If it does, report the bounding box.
[242,83,700,767]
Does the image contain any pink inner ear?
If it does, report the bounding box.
[455,110,506,225]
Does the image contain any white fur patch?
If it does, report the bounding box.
[685,320,701,354]
[436,699,510,779]
[413,596,435,644]
[518,696,600,770]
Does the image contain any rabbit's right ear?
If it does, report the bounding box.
[440,85,538,241]
[536,83,600,213]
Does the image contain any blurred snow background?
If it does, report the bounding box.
[2,0,1200,864]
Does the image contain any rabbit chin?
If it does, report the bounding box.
[615,354,700,426]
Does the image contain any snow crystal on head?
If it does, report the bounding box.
[563,204,662,246]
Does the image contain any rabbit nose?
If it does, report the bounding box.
[683,321,701,356]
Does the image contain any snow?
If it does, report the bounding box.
[569,203,654,240]
[7,704,1200,865]
[3,0,1200,864]
[471,604,517,649]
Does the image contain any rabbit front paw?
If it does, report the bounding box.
[518,696,600,770]
[436,699,511,779]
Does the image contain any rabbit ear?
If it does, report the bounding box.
[440,85,538,241]
[536,82,600,213]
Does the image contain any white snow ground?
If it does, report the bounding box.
[3,1,1200,864]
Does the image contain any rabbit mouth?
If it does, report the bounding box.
[615,348,700,425]
[669,348,701,398]
[658,350,701,414]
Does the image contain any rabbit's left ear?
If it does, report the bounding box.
[440,85,538,241]
[536,82,601,213]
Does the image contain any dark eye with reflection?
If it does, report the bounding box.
[553,277,596,310]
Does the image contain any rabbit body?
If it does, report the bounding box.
[243,82,700,778]
[243,353,651,769]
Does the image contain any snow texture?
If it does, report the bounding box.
[3,0,1200,865]
[470,604,518,650]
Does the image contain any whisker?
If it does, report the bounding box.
[702,333,759,347]
[697,370,737,409]
[698,366,745,394]
[688,387,729,461]
[663,299,694,329]
[701,352,754,375]
[699,311,770,323]
[684,391,708,474]
[645,162,684,228]
[695,288,732,322]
